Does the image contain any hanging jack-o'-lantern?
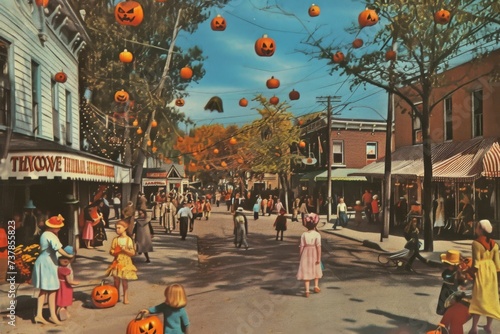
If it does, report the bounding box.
[136,127,143,134]
[115,1,144,27]
[332,51,345,64]
[299,140,306,148]
[175,98,185,107]
[152,146,157,153]
[180,66,193,80]
[269,96,279,105]
[385,50,397,61]
[221,161,227,167]
[308,4,320,17]
[229,137,237,145]
[92,280,119,308]
[35,0,49,7]
[132,119,139,127]
[255,34,275,57]
[434,9,451,25]
[213,148,219,154]
[266,76,280,89]
[151,120,158,127]
[211,14,226,31]
[54,71,67,83]
[119,49,134,63]
[289,89,300,101]
[352,38,364,48]
[115,90,129,103]
[126,311,164,334]
[358,8,379,28]
[239,98,248,107]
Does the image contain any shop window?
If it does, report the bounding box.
[444,96,453,141]
[472,90,483,137]
[51,80,60,142]
[332,140,344,165]
[366,142,377,163]
[31,60,40,135]
[412,102,423,144]
[0,39,11,127]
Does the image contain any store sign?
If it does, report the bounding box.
[1,152,116,182]
[143,179,167,186]
[146,172,167,178]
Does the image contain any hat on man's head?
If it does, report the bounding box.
[237,207,244,212]
[63,194,79,205]
[479,219,493,234]
[24,199,36,209]
[45,214,65,228]
[440,250,461,265]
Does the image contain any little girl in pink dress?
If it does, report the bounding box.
[56,246,79,320]
[297,213,323,297]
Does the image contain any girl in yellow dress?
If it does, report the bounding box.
[468,219,500,334]
[105,220,137,304]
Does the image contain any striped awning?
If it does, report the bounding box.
[482,141,500,178]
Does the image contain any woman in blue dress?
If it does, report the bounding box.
[32,215,74,325]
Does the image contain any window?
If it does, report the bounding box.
[412,102,423,144]
[65,90,72,145]
[472,90,483,137]
[31,61,40,135]
[366,142,377,162]
[0,39,11,127]
[332,140,344,165]
[444,96,453,141]
[51,80,60,141]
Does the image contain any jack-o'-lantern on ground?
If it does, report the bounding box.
[127,311,164,334]
[92,280,119,308]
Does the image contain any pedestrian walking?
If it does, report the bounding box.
[215,190,221,207]
[112,193,121,219]
[296,213,322,297]
[403,217,428,273]
[273,209,287,241]
[299,198,308,225]
[468,219,500,334]
[333,197,348,229]
[105,220,137,304]
[362,189,373,224]
[292,197,300,222]
[56,246,79,321]
[253,201,260,220]
[134,210,153,263]
[177,201,193,240]
[371,195,380,224]
[32,215,74,325]
[163,196,177,234]
[261,196,268,216]
[202,198,212,220]
[267,195,274,216]
[122,201,135,236]
[141,284,190,333]
[434,194,445,236]
[353,200,364,225]
[234,207,249,250]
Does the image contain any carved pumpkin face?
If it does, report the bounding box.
[119,49,134,63]
[352,38,364,49]
[127,313,163,334]
[308,4,320,17]
[255,35,275,57]
[289,89,300,101]
[266,76,280,89]
[211,15,226,31]
[92,283,118,308]
[115,90,129,103]
[115,1,144,27]
[269,96,279,105]
[434,9,451,25]
[175,98,185,107]
[332,51,345,64]
[358,9,379,28]
[239,98,248,107]
[54,71,67,83]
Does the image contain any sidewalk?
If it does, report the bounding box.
[315,215,479,265]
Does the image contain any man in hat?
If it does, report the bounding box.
[177,201,193,240]
[234,207,249,249]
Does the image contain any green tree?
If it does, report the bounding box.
[301,0,499,250]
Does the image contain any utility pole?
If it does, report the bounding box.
[317,96,341,224]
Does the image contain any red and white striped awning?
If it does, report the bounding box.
[482,141,500,178]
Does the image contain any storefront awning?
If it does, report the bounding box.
[300,168,367,182]
[349,137,500,181]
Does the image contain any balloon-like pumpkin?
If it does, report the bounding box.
[308,4,320,17]
[332,51,345,64]
[119,49,133,63]
[175,98,185,107]
[114,1,144,26]
[54,71,67,83]
[255,34,275,57]
[211,14,226,31]
[266,76,280,89]
[239,98,248,107]
[180,66,193,80]
[385,50,397,61]
[358,8,379,28]
[434,9,451,25]
[289,89,300,101]
[269,96,279,105]
[352,39,364,49]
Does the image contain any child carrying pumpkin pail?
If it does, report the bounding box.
[141,284,190,333]
[105,220,137,304]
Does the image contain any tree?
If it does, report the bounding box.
[301,0,499,250]
[77,0,230,206]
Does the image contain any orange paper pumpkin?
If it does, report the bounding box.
[180,66,193,80]
[358,8,379,28]
[308,4,320,17]
[255,34,275,57]
[119,49,134,63]
[115,90,129,103]
[385,50,397,61]
[239,98,248,107]
[151,120,158,127]
[266,76,280,89]
[54,71,67,83]
[352,38,364,49]
[211,14,226,31]
[229,137,237,145]
[175,98,185,107]
[434,9,451,25]
[289,89,300,101]
[115,1,144,26]
[299,141,306,148]
[269,96,279,105]
[332,51,345,64]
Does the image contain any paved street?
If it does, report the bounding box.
[1,206,498,333]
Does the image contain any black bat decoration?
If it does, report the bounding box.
[204,96,224,113]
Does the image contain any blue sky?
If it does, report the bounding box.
[173,0,389,128]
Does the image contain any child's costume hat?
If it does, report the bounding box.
[440,250,460,265]
[46,214,65,228]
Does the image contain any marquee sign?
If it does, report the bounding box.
[1,152,117,182]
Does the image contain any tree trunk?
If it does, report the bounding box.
[421,99,434,252]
